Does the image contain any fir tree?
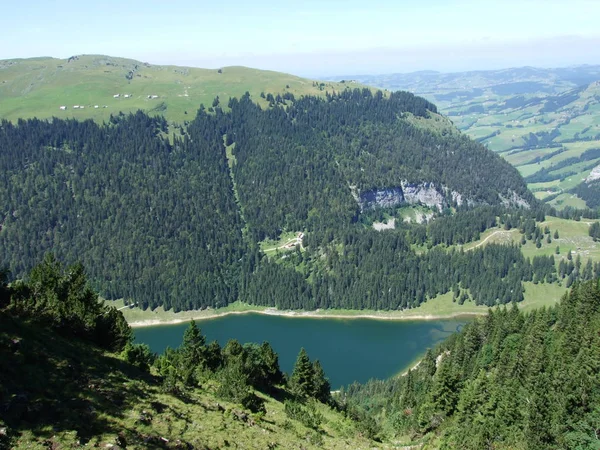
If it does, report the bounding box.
[290,348,314,398]
[311,360,331,403]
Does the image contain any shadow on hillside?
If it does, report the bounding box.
[267,385,294,403]
[0,315,156,445]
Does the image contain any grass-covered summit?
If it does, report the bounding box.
[0,54,354,123]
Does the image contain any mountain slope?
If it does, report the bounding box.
[0,260,378,450]
[329,66,600,209]
[341,280,600,449]
[0,87,537,312]
[0,55,354,123]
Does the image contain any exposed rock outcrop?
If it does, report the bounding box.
[358,181,454,212]
[372,218,396,231]
[498,190,530,209]
[360,187,405,210]
[406,210,434,224]
[401,181,445,210]
[586,165,600,183]
[359,182,529,212]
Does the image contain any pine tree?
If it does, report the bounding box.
[0,268,9,308]
[430,358,460,416]
[259,341,284,387]
[311,360,331,403]
[180,320,206,384]
[290,348,314,398]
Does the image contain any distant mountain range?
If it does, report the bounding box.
[329,65,600,95]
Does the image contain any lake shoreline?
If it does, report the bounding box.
[127,307,484,328]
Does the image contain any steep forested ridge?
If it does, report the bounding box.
[340,280,600,449]
[226,90,531,240]
[1,89,536,312]
[0,113,246,310]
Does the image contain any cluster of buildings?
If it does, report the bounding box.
[59,105,106,111]
[58,92,160,111]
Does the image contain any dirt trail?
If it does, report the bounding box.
[263,238,303,252]
[470,229,517,249]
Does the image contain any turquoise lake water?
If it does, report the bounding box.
[134,313,468,388]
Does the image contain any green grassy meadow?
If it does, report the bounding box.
[260,231,303,253]
[0,55,357,124]
[442,83,600,208]
[462,216,600,261]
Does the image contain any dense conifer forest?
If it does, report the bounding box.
[339,279,600,449]
[0,89,558,313]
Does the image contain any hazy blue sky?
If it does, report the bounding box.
[2,0,599,76]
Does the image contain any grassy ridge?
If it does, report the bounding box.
[0,55,356,123]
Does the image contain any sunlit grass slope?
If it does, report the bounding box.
[0,315,380,449]
[0,55,358,123]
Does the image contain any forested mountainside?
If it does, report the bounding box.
[225,91,531,240]
[331,66,600,210]
[1,89,536,312]
[0,258,374,450]
[341,279,600,449]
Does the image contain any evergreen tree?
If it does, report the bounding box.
[0,268,9,308]
[311,360,331,403]
[259,341,284,387]
[290,348,314,398]
[342,280,600,448]
[180,320,206,384]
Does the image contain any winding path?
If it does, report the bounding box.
[470,229,518,250]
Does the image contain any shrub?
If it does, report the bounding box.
[284,400,323,430]
[121,343,155,371]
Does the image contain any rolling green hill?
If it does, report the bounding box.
[0,55,354,123]
[331,66,600,209]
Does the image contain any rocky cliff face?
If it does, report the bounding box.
[498,190,531,209]
[358,182,530,212]
[401,181,445,210]
[358,182,454,212]
[359,187,405,210]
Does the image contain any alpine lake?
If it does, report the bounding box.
[134,313,469,388]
